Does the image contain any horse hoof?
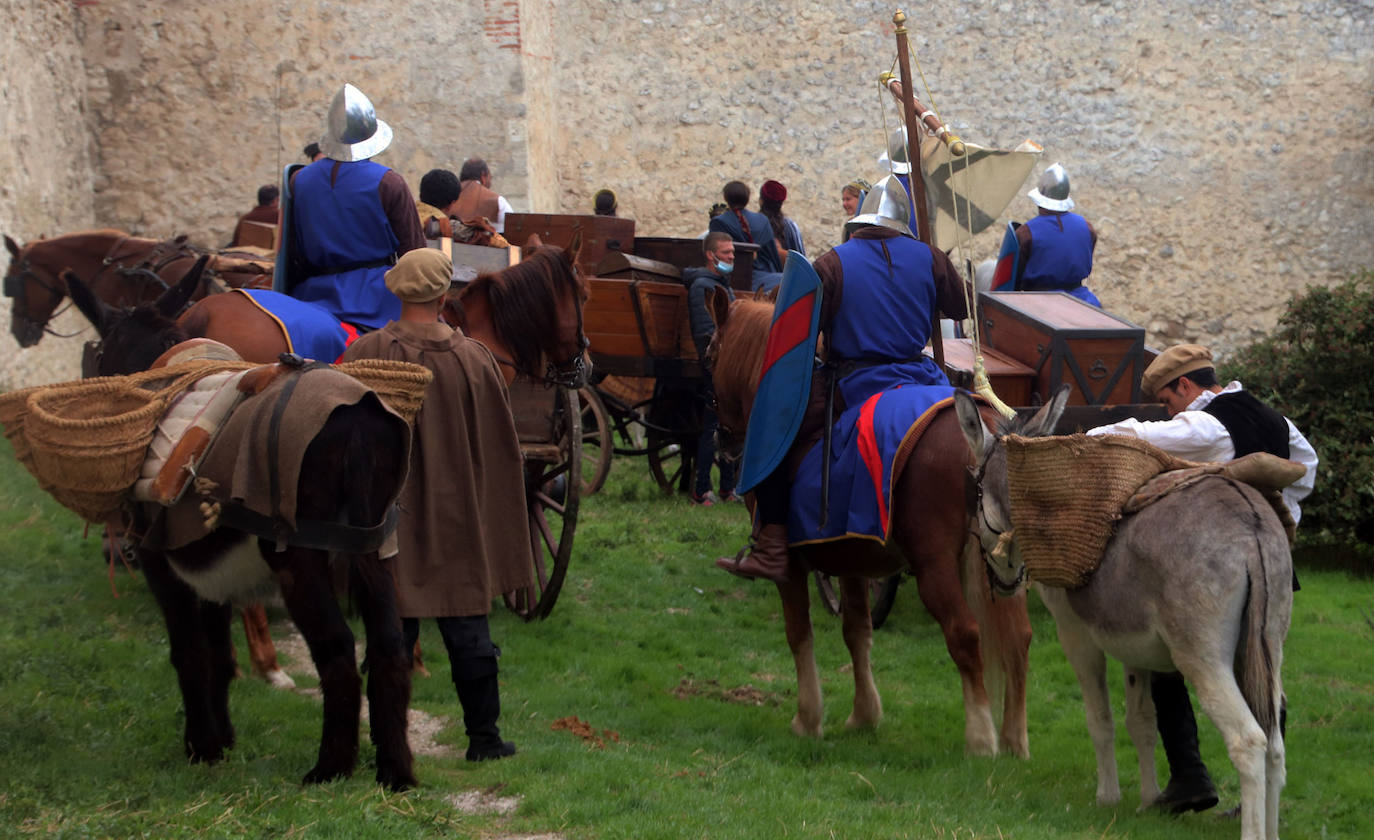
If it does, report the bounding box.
[302,764,352,786]
[263,669,296,690]
[790,717,823,739]
[377,767,418,792]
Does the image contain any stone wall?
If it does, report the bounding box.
[3,0,1372,389]
[0,1,95,390]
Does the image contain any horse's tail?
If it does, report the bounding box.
[1238,507,1288,739]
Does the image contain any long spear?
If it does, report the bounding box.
[890,9,946,373]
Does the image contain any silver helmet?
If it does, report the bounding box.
[875,126,911,175]
[1028,162,1074,212]
[318,83,393,162]
[844,174,915,239]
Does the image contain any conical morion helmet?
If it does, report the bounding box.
[318,83,393,162]
[1028,162,1074,212]
[844,174,915,239]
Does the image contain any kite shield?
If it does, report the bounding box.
[990,221,1022,292]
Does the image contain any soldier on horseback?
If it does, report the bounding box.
[716,175,971,583]
[281,83,425,332]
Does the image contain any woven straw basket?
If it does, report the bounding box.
[23,379,168,522]
[333,359,434,425]
[1004,433,1187,588]
[0,384,46,477]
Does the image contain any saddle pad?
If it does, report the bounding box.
[1123,454,1301,544]
[133,369,252,506]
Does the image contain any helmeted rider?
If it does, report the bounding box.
[1011,163,1101,306]
[716,175,971,582]
[285,83,425,332]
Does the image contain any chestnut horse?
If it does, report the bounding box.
[4,229,271,347]
[705,293,1032,756]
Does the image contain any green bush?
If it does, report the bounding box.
[1220,269,1374,552]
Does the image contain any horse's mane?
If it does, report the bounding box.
[460,245,580,374]
[712,299,774,415]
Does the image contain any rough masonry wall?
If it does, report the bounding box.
[4,1,1372,391]
[546,0,1374,353]
[0,1,96,390]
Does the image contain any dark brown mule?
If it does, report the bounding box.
[3,229,270,347]
[70,245,590,678]
[706,293,1032,755]
[64,259,415,789]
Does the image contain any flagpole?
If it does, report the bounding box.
[892,8,945,373]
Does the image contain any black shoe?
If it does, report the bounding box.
[1153,775,1219,814]
[465,740,517,761]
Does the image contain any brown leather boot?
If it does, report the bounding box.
[715,523,792,583]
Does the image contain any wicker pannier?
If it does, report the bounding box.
[23,380,168,522]
[332,359,434,425]
[1004,433,1193,588]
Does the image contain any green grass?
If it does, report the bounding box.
[1,445,1371,838]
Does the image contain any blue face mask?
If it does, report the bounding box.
[715,260,734,275]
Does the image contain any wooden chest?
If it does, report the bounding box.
[978,291,1147,406]
[927,338,1037,408]
[594,252,682,284]
[502,213,635,274]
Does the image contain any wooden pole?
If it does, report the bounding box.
[892,9,945,372]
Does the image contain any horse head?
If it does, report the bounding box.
[5,234,70,347]
[704,293,773,461]
[457,243,591,389]
[954,385,1070,596]
[67,255,209,376]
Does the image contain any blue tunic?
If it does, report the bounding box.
[789,235,953,544]
[290,159,402,330]
[235,289,355,363]
[708,208,783,273]
[1021,212,1098,305]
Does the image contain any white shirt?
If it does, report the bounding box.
[494,195,513,234]
[1087,381,1318,524]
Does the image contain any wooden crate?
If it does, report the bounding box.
[594,252,681,284]
[503,213,634,273]
[978,291,1147,406]
[927,338,1037,408]
[583,277,702,378]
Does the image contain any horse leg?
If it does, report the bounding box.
[349,552,415,791]
[973,539,1032,758]
[837,576,881,730]
[1181,661,1269,840]
[273,544,362,785]
[141,548,237,763]
[1122,664,1162,809]
[1039,586,1120,804]
[777,574,822,738]
[906,546,996,756]
[241,603,295,689]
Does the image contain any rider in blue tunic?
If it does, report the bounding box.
[1011,163,1101,306]
[287,84,425,331]
[716,175,971,582]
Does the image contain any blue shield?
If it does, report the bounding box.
[990,220,1022,292]
[736,251,823,493]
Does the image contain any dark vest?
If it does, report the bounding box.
[1202,391,1290,458]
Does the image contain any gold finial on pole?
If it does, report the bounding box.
[893,9,907,31]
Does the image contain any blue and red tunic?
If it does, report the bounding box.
[233,289,357,363]
[290,159,403,330]
[788,234,954,544]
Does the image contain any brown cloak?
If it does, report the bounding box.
[342,320,531,617]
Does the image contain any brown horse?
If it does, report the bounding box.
[706,293,1032,756]
[3,229,271,347]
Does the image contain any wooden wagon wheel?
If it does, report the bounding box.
[504,386,581,620]
[578,386,613,496]
[813,572,902,630]
[644,379,702,495]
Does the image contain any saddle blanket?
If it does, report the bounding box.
[233,288,358,363]
[789,384,953,545]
